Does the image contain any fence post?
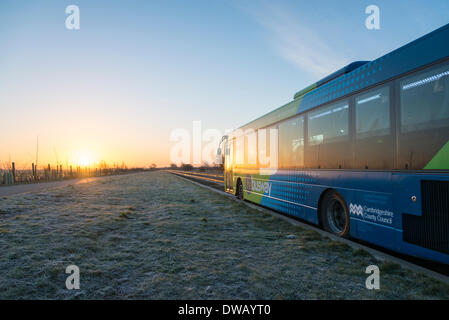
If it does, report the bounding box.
[5,172,11,185]
[11,162,16,184]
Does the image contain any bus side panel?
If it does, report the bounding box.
[312,171,397,251]
[258,176,316,224]
[351,219,399,251]
[392,174,422,219]
[239,170,319,224]
[349,188,397,251]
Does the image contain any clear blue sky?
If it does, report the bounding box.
[1,0,448,166]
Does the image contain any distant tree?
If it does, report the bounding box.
[199,161,210,172]
[170,163,178,169]
[150,163,157,170]
[181,163,193,171]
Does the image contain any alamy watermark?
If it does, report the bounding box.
[65,5,80,30]
[365,5,380,30]
[63,6,379,32]
[65,264,80,290]
[365,265,380,290]
[169,121,279,174]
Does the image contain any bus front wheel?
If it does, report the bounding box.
[320,191,350,238]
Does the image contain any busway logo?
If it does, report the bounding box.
[349,203,364,217]
[245,177,272,196]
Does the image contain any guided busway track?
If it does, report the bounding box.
[168,170,223,189]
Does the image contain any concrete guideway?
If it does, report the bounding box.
[168,170,223,184]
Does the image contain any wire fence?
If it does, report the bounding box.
[0,162,146,186]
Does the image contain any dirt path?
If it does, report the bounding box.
[0,171,448,299]
[0,172,146,197]
[0,179,98,197]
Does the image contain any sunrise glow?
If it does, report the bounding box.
[78,154,91,167]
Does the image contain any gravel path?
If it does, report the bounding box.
[0,178,99,197]
[0,171,448,299]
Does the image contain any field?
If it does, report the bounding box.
[0,171,448,299]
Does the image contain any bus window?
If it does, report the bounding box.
[398,63,449,169]
[308,101,348,145]
[355,86,394,169]
[306,100,351,169]
[400,65,449,132]
[279,116,304,169]
[235,135,244,167]
[356,87,390,138]
[245,130,257,167]
[258,126,278,170]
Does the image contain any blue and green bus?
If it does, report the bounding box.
[221,23,449,264]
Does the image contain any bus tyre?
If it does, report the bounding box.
[320,191,350,238]
[237,180,244,200]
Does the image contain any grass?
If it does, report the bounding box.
[380,261,403,274]
[0,171,448,299]
[353,248,373,258]
[421,278,449,298]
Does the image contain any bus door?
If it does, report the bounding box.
[225,139,234,192]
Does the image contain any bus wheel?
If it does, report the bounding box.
[321,191,350,238]
[237,180,244,200]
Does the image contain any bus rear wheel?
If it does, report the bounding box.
[236,180,244,200]
[320,191,350,238]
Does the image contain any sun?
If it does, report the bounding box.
[78,154,91,167]
[71,150,99,168]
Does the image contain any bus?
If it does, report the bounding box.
[220,23,449,264]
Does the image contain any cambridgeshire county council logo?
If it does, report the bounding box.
[349,203,364,217]
[349,203,394,225]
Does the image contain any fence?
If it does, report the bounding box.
[0,162,141,186]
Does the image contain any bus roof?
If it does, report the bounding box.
[293,61,370,100]
[230,22,449,136]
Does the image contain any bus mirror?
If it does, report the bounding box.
[217,148,222,156]
[215,153,223,165]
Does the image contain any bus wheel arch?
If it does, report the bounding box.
[317,189,333,228]
[318,189,350,238]
[236,178,244,200]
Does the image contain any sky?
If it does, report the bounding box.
[1,0,448,168]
